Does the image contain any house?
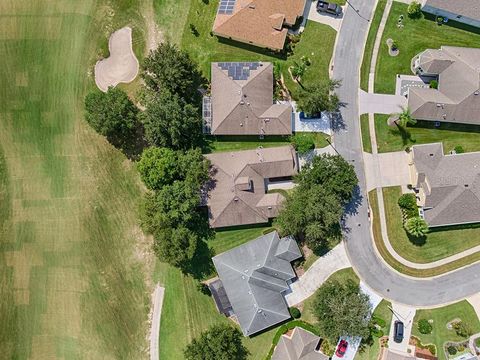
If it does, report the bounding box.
[210,231,302,336]
[202,62,292,135]
[421,0,480,28]
[204,145,298,228]
[409,46,480,125]
[212,0,306,51]
[272,327,329,360]
[409,143,480,227]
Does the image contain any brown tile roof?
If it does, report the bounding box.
[409,46,480,125]
[205,146,298,228]
[412,143,480,227]
[212,0,306,50]
[209,62,292,135]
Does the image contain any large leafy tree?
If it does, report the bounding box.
[142,41,203,103]
[84,87,138,150]
[184,324,249,360]
[140,90,203,150]
[276,185,343,250]
[297,154,358,205]
[153,226,198,269]
[313,279,372,341]
[297,79,341,116]
[137,147,209,191]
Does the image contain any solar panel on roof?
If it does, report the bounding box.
[217,0,236,14]
[217,62,261,80]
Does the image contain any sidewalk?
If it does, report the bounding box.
[150,285,165,360]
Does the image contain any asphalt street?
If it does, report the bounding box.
[332,0,480,307]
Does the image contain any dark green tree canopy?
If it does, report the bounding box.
[313,279,372,341]
[276,185,343,251]
[137,147,179,190]
[142,42,203,103]
[153,226,198,268]
[84,86,138,150]
[140,90,203,150]
[184,324,249,360]
[297,154,358,204]
[297,79,341,116]
[137,147,209,191]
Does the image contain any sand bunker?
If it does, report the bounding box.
[94,27,139,92]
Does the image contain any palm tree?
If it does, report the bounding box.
[395,107,417,128]
[404,217,429,237]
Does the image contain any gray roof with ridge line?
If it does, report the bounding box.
[212,231,302,336]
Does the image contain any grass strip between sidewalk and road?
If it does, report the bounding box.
[359,0,387,91]
[360,114,372,153]
[368,191,480,278]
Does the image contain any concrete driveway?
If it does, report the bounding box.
[364,151,411,191]
[300,0,344,31]
[285,242,350,306]
[388,303,416,354]
[359,90,407,115]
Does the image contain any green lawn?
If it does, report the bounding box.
[375,3,480,94]
[209,225,274,255]
[375,115,480,154]
[412,301,480,360]
[154,0,192,44]
[0,0,154,358]
[360,114,373,153]
[204,132,330,153]
[355,300,392,360]
[181,0,336,98]
[360,0,387,91]
[383,187,480,263]
[368,190,480,277]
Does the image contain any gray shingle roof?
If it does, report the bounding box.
[412,143,480,227]
[212,231,302,336]
[272,327,328,360]
[409,46,480,125]
[424,0,480,22]
[210,62,292,135]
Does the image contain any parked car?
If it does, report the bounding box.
[317,1,342,16]
[335,339,348,358]
[394,321,404,343]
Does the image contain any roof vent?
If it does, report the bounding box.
[240,100,245,105]
[475,91,479,95]
[267,206,272,210]
[465,184,469,187]
[240,123,243,127]
[249,4,256,9]
[429,153,434,157]
[257,309,262,313]
[234,197,239,201]
[436,103,441,107]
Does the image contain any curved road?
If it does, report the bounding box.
[332,0,480,307]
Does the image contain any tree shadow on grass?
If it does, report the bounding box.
[390,123,416,146]
[406,231,427,246]
[185,239,216,280]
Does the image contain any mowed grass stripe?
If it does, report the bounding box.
[0,0,153,358]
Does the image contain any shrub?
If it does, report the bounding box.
[405,217,429,237]
[398,193,417,210]
[436,16,444,25]
[429,80,438,89]
[196,282,211,296]
[475,337,480,347]
[454,145,465,154]
[321,338,335,357]
[418,319,433,334]
[453,321,473,338]
[447,345,457,355]
[428,344,436,355]
[289,307,301,319]
[407,1,422,18]
[290,133,315,155]
[371,328,384,338]
[458,345,465,352]
[372,316,386,328]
